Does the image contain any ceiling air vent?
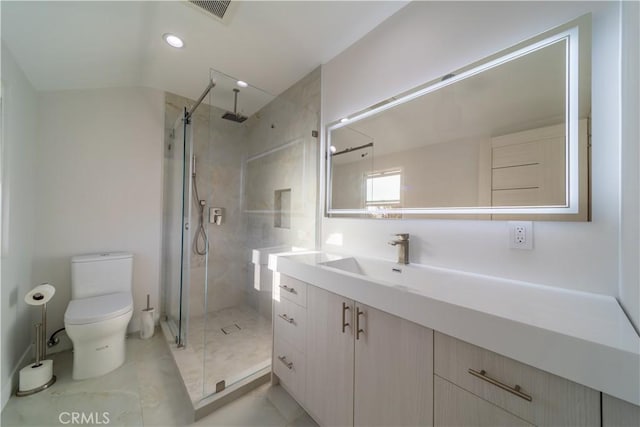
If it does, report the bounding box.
[187,1,236,23]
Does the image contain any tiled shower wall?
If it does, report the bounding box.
[243,68,321,315]
[164,92,248,318]
[162,67,319,320]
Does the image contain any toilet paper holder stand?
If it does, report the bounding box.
[17,284,57,396]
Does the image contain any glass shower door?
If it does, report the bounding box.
[177,111,194,347]
[162,108,195,348]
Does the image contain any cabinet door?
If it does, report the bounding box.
[354,303,434,427]
[306,285,354,426]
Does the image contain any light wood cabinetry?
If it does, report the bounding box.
[354,302,433,427]
[602,394,640,427]
[273,336,306,401]
[272,274,308,404]
[434,332,600,426]
[434,376,533,427]
[305,285,434,427]
[274,275,614,427]
[490,119,589,220]
[305,285,354,426]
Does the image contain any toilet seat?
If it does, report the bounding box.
[64,292,133,325]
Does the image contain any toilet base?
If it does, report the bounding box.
[66,310,132,380]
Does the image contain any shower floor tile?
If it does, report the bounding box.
[171,304,272,403]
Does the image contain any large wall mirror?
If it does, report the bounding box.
[326,17,590,220]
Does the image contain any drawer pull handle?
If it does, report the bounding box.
[278,355,293,370]
[341,302,350,333]
[279,285,297,294]
[356,307,365,340]
[468,369,532,402]
[278,313,295,324]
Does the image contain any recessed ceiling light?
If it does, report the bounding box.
[163,33,184,49]
[236,80,248,88]
[340,117,350,123]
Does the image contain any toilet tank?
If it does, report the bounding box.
[71,252,133,299]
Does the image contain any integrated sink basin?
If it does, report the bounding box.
[320,257,408,284]
[319,256,477,294]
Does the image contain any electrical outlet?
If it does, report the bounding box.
[509,221,533,250]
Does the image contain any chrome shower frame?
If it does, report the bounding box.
[175,79,215,348]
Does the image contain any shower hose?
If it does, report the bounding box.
[192,173,209,256]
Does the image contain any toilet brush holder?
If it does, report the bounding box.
[140,294,154,340]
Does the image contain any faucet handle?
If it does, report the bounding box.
[394,233,409,240]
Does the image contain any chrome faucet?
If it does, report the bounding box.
[388,233,410,264]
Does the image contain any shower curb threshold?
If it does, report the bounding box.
[159,320,271,422]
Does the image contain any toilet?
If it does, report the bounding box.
[64,252,133,380]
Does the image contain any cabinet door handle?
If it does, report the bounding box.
[279,285,297,294]
[278,355,293,370]
[356,307,365,340]
[278,313,294,324]
[468,368,532,402]
[341,302,350,333]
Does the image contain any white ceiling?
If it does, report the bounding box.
[1,1,408,114]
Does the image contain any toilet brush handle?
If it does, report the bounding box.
[146,294,150,310]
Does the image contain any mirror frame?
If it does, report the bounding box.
[325,20,587,219]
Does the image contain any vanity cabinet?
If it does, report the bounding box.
[274,272,613,427]
[434,332,600,427]
[602,394,640,427]
[305,284,433,427]
[273,275,308,404]
[305,284,355,426]
[354,301,433,427]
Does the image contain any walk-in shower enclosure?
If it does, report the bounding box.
[161,68,319,404]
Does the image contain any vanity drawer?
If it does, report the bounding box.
[278,275,308,307]
[274,337,306,404]
[274,296,306,352]
[434,375,533,427]
[434,332,600,426]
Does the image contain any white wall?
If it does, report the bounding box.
[33,87,165,350]
[619,0,640,331]
[0,44,39,410]
[321,3,627,304]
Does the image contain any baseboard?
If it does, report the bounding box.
[1,343,33,411]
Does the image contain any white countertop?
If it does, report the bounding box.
[270,251,640,406]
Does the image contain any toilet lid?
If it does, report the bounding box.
[65,292,133,325]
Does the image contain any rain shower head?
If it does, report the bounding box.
[222,88,248,123]
[222,111,247,123]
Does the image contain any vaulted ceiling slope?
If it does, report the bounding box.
[1,1,408,106]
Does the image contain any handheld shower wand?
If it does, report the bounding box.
[191,155,208,256]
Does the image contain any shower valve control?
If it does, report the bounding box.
[210,207,224,225]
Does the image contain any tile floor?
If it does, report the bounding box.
[170,305,273,401]
[1,331,317,427]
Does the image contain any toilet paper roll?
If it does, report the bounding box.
[24,284,55,306]
[18,359,54,392]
